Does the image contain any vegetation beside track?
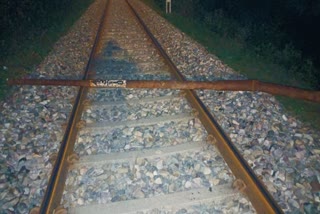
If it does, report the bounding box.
[144,0,320,130]
[0,0,94,99]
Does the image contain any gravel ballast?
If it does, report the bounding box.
[0,0,105,212]
[130,0,320,213]
[0,0,319,213]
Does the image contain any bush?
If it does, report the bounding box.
[1,0,83,58]
[156,0,319,89]
[0,0,93,99]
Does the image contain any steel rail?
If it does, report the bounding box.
[8,78,320,103]
[126,0,283,213]
[30,0,285,212]
[39,0,111,213]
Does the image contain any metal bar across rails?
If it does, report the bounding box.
[16,0,288,212]
[8,78,320,103]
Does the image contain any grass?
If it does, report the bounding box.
[144,0,320,130]
[0,0,94,99]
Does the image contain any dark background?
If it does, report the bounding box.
[197,0,320,66]
[158,0,320,89]
[1,0,320,88]
[1,0,81,59]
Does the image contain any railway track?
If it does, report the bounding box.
[35,0,282,213]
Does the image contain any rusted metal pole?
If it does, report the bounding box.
[7,78,320,103]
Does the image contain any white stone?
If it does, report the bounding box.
[294,133,303,137]
[304,134,314,142]
[288,199,300,208]
[155,177,162,184]
[136,157,145,165]
[232,120,240,125]
[194,164,201,171]
[192,177,202,186]
[24,188,30,195]
[156,160,163,170]
[135,172,141,179]
[313,149,320,154]
[124,144,131,150]
[77,198,84,205]
[290,122,297,127]
[169,184,175,192]
[40,100,49,105]
[210,178,220,185]
[239,129,245,136]
[79,167,87,175]
[134,131,143,137]
[134,189,145,198]
[185,181,192,188]
[146,172,153,178]
[282,115,288,121]
[118,168,129,174]
[203,167,211,175]
[276,172,286,182]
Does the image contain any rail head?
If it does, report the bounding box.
[125,0,284,213]
[38,0,111,213]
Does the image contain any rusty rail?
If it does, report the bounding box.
[38,0,111,212]
[8,78,320,103]
[127,1,281,212]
